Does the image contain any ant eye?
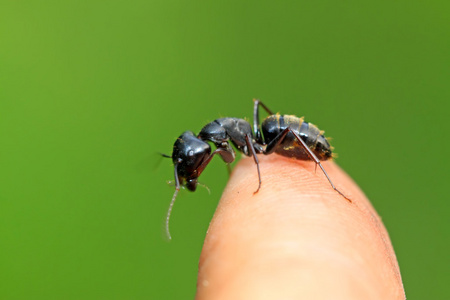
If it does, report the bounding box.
[188,150,194,157]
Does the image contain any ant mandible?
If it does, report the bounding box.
[162,99,351,239]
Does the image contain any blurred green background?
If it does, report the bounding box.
[1,1,448,299]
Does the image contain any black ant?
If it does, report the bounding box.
[162,99,350,239]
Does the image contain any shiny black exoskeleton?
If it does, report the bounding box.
[170,131,213,192]
[253,100,333,161]
[163,117,262,239]
[252,100,349,202]
[172,118,262,193]
[163,99,350,239]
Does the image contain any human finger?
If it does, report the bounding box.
[196,155,405,300]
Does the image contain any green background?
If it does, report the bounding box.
[1,1,448,299]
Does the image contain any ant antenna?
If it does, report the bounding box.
[155,152,172,170]
[159,152,172,158]
[165,161,182,241]
[165,187,179,240]
[197,182,211,194]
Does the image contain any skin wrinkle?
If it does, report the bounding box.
[197,155,405,299]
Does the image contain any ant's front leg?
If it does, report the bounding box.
[197,147,235,177]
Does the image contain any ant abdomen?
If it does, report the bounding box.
[262,114,333,161]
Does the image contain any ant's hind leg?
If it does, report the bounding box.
[264,127,351,202]
[288,129,351,202]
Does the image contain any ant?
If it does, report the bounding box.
[162,99,350,239]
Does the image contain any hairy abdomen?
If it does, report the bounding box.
[261,114,333,161]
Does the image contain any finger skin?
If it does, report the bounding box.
[196,155,405,300]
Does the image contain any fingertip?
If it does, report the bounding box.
[197,155,405,300]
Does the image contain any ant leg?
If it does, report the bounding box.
[218,143,236,177]
[265,128,351,202]
[196,148,235,177]
[226,163,232,176]
[245,134,262,193]
[253,99,274,144]
[264,128,290,155]
[166,161,182,240]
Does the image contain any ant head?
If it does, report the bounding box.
[165,131,212,240]
[172,131,212,190]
